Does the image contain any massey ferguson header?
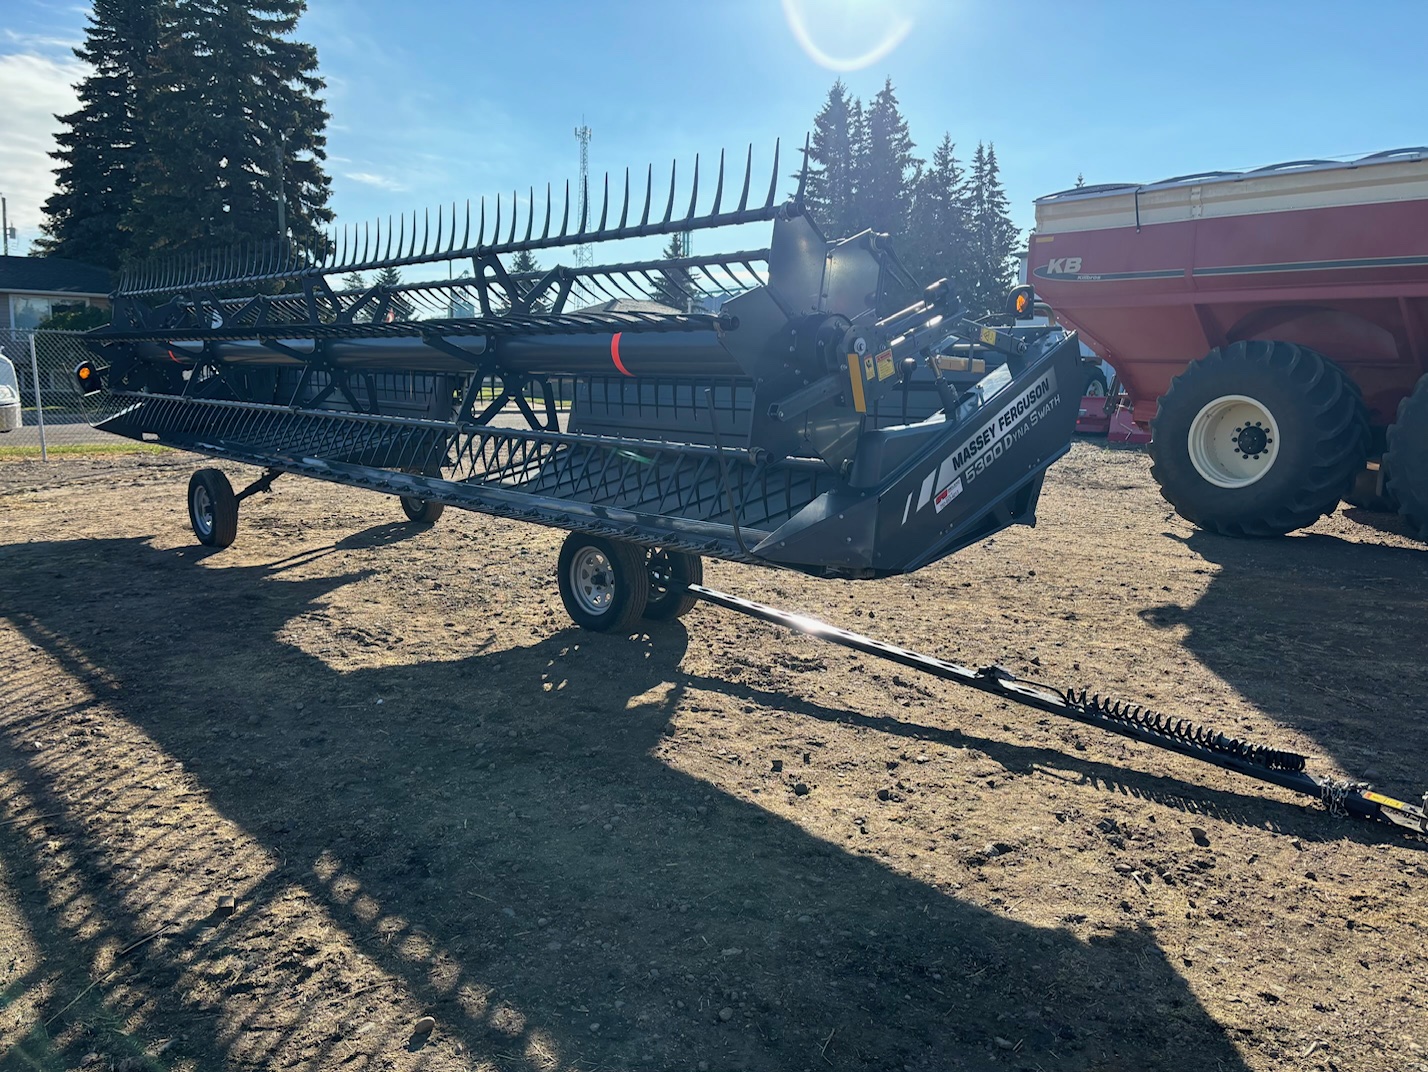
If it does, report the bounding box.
[71,142,1426,838]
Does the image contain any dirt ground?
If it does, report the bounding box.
[0,441,1425,1072]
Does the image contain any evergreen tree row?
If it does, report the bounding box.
[39,0,333,272]
[805,79,1019,315]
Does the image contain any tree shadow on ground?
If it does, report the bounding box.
[0,533,1257,1072]
[1138,530,1428,797]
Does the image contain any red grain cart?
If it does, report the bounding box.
[1028,148,1428,539]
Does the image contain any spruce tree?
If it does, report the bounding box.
[37,0,163,269]
[340,271,371,322]
[805,80,859,239]
[854,79,919,242]
[507,249,546,312]
[904,134,969,303]
[374,265,413,320]
[648,233,695,311]
[963,143,1020,315]
[122,0,333,261]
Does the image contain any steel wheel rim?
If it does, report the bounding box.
[1188,394,1280,489]
[647,549,672,597]
[192,484,214,536]
[570,546,616,615]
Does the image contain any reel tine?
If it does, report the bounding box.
[736,144,753,213]
[361,220,370,264]
[639,163,653,227]
[462,199,471,250]
[524,187,535,243]
[796,134,809,207]
[396,212,407,260]
[578,174,589,234]
[617,168,630,230]
[477,197,486,246]
[596,172,609,233]
[710,149,725,216]
[685,153,700,222]
[421,207,431,257]
[541,183,552,240]
[507,190,518,245]
[432,205,442,256]
[766,138,782,209]
[661,159,677,225]
[558,180,570,238]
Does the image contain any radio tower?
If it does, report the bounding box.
[574,120,593,267]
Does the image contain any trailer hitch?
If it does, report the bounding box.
[688,584,1428,838]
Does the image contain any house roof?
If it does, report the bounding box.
[573,298,684,315]
[0,256,113,296]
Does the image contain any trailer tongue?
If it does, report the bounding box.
[689,584,1428,836]
[74,143,1425,839]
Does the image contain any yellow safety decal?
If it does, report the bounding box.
[979,326,998,346]
[847,354,867,413]
[875,349,895,381]
[1362,790,1409,810]
[1035,235,1055,243]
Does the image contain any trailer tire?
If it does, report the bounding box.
[557,534,650,633]
[188,468,239,548]
[1149,341,1368,536]
[1385,372,1428,540]
[1082,365,1109,397]
[400,495,445,524]
[644,549,703,621]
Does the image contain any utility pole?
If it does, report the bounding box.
[2,196,11,257]
[574,120,592,267]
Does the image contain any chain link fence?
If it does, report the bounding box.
[0,328,131,456]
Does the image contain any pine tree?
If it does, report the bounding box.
[374,265,413,320]
[339,271,372,322]
[805,80,860,239]
[963,143,1019,315]
[647,233,695,311]
[507,248,546,312]
[36,0,163,269]
[853,79,919,242]
[904,134,969,303]
[122,0,333,261]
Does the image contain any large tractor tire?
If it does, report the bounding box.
[1149,341,1368,536]
[1385,373,1428,540]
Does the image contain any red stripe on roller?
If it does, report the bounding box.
[610,332,633,377]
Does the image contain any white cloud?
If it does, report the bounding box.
[0,52,83,253]
[1,28,83,55]
[344,171,409,193]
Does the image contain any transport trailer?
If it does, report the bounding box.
[1028,148,1428,538]
[72,143,1426,837]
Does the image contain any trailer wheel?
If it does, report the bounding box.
[400,495,445,524]
[188,468,238,548]
[1385,372,1428,540]
[644,549,703,621]
[1082,365,1109,397]
[1149,341,1368,536]
[557,534,650,633]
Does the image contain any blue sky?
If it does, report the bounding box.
[2,0,1426,266]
